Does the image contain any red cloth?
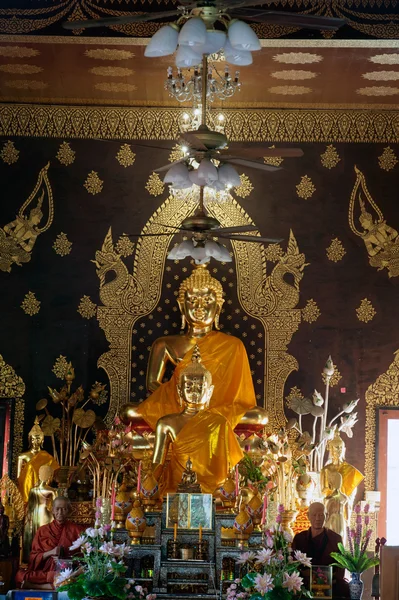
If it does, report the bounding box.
[16,520,84,587]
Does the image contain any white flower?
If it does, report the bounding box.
[99,542,116,554]
[83,542,93,554]
[313,390,324,406]
[69,535,86,551]
[255,548,273,565]
[343,399,359,413]
[283,530,293,543]
[236,551,256,565]
[254,573,274,594]
[294,550,312,568]
[282,571,303,592]
[54,567,73,585]
[85,527,104,538]
[135,585,143,593]
[340,412,358,438]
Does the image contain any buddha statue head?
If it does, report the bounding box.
[178,264,224,333]
[28,417,44,452]
[177,345,214,410]
[327,429,346,464]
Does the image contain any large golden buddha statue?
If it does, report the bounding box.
[152,345,243,494]
[135,264,259,431]
[17,418,59,504]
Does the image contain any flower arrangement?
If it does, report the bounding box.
[227,505,312,599]
[56,525,155,600]
[330,503,379,574]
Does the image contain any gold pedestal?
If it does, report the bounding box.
[280,510,298,538]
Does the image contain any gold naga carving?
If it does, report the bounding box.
[349,166,399,278]
[0,162,54,273]
[365,349,399,490]
[95,196,307,432]
[0,354,25,479]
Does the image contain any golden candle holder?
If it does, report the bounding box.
[197,540,206,561]
[170,539,179,559]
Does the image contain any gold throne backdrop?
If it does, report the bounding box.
[2,133,399,486]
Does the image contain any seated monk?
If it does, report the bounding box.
[292,502,349,599]
[152,344,243,494]
[16,496,84,589]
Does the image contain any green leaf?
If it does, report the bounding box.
[82,579,108,597]
[241,572,258,589]
[59,583,85,600]
[249,594,264,600]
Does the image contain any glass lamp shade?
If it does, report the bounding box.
[178,18,207,48]
[224,40,253,66]
[205,240,232,262]
[209,180,226,192]
[144,25,179,57]
[170,179,192,189]
[228,20,261,52]
[175,45,202,68]
[198,29,226,55]
[163,162,190,184]
[197,159,218,183]
[188,169,202,186]
[218,163,241,187]
[167,240,194,260]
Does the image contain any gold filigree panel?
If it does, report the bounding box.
[0,354,25,479]
[2,104,399,143]
[365,350,399,490]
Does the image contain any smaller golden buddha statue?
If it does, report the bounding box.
[177,458,202,493]
[324,471,348,545]
[152,345,243,494]
[17,417,59,503]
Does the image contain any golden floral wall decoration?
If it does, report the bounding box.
[264,145,284,167]
[85,48,135,61]
[320,145,341,169]
[0,140,19,165]
[0,64,42,75]
[53,232,72,256]
[77,295,97,319]
[0,46,39,58]
[21,291,40,316]
[302,299,321,323]
[0,354,25,479]
[66,2,86,36]
[145,172,164,197]
[52,355,69,379]
[84,171,103,195]
[169,144,185,163]
[270,69,318,80]
[234,173,253,198]
[326,237,346,262]
[268,85,312,96]
[363,71,399,81]
[357,86,399,97]
[116,144,136,168]
[115,234,135,257]
[264,243,284,262]
[90,66,134,77]
[369,53,399,65]
[285,386,304,406]
[356,298,376,323]
[296,175,316,200]
[378,146,398,171]
[321,362,342,388]
[94,82,137,93]
[56,141,75,166]
[4,79,48,90]
[273,52,323,64]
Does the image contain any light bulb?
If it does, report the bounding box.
[228,20,261,52]
[178,18,207,48]
[145,25,179,58]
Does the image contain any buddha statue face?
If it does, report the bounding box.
[178,265,224,332]
[29,433,44,451]
[177,344,214,410]
[328,433,345,464]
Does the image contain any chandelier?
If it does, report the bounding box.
[165,62,240,103]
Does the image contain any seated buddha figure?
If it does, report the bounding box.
[17,418,59,504]
[136,264,261,432]
[152,345,243,494]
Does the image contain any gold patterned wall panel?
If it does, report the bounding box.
[0,354,25,479]
[365,350,399,490]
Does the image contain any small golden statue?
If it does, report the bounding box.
[324,471,348,544]
[177,458,202,493]
[17,417,59,503]
[152,344,243,494]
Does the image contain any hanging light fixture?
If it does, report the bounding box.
[144,24,179,57]
[168,238,232,265]
[178,17,208,48]
[227,20,261,52]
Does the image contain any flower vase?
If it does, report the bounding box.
[348,573,363,599]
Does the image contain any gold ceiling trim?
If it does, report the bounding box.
[2,35,399,49]
[2,104,399,143]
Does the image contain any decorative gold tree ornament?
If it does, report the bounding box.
[234,174,253,198]
[326,238,346,262]
[296,175,316,199]
[356,298,376,323]
[53,232,72,256]
[21,291,40,316]
[321,362,342,388]
[0,140,19,165]
[56,142,75,166]
[116,144,136,168]
[320,145,341,169]
[263,146,284,168]
[77,295,97,319]
[378,146,398,171]
[84,171,103,195]
[145,172,164,197]
[52,355,69,379]
[302,299,321,323]
[116,235,135,258]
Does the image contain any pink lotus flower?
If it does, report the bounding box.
[236,551,256,565]
[254,573,274,594]
[255,548,273,565]
[294,550,312,568]
[282,571,303,593]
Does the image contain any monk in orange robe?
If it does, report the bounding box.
[16,497,84,589]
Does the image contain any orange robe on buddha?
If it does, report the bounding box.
[18,452,60,504]
[137,331,256,431]
[16,520,84,587]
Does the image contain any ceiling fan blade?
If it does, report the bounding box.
[220,147,303,159]
[235,9,346,30]
[178,132,208,151]
[154,158,186,173]
[127,232,175,238]
[217,233,284,243]
[62,10,180,30]
[223,158,281,172]
[211,225,258,234]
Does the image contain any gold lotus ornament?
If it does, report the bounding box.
[139,471,160,511]
[72,408,96,428]
[114,483,133,528]
[218,472,237,512]
[126,500,147,545]
[246,488,263,529]
[233,503,254,547]
[41,415,61,436]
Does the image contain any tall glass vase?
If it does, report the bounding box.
[348,572,363,599]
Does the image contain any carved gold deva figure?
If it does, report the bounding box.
[134,264,265,432]
[152,345,243,494]
[349,166,399,278]
[17,417,59,503]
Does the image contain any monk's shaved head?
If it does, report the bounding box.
[308,502,326,533]
[52,496,71,523]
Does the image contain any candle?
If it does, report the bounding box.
[110,482,116,522]
[137,460,142,494]
[261,493,268,526]
[199,525,202,542]
[174,522,177,541]
[235,465,239,497]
